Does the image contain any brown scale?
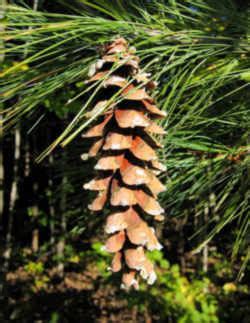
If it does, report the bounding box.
[82,38,167,289]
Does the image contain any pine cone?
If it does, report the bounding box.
[82,38,166,289]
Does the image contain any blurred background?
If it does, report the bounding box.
[1,0,249,322]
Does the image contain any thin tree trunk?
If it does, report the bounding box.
[49,154,56,247]
[1,4,15,302]
[31,183,39,253]
[3,128,20,271]
[29,0,40,254]
[202,202,209,273]
[180,212,188,273]
[56,150,67,277]
[24,135,40,253]
[33,0,39,10]
[202,165,215,274]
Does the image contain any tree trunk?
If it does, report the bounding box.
[31,182,39,253]
[2,128,20,274]
[56,150,67,277]
[49,154,56,247]
[3,129,20,265]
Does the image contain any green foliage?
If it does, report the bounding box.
[24,261,44,275]
[75,244,218,322]
[49,312,60,323]
[78,245,248,322]
[91,243,112,277]
[8,239,249,322]
[24,261,50,291]
[126,250,219,323]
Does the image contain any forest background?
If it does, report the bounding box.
[0,0,249,322]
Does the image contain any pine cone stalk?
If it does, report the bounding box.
[82,38,166,289]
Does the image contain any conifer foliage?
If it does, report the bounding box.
[82,38,167,289]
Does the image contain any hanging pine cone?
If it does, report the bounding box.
[82,38,166,290]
